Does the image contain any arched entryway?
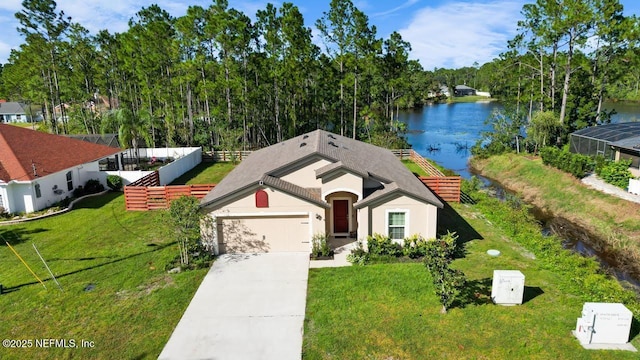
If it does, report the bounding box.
[325,191,358,237]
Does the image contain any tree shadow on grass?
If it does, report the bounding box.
[1,241,177,293]
[0,227,48,247]
[72,191,121,210]
[453,277,493,308]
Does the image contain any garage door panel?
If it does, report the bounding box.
[218,216,309,253]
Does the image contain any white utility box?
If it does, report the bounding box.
[574,302,633,345]
[491,270,525,305]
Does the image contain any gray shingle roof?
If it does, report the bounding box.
[200,129,443,209]
[0,102,28,115]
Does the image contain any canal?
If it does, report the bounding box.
[399,100,640,289]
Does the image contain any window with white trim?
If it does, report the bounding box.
[387,211,406,240]
[66,171,73,191]
[0,194,4,208]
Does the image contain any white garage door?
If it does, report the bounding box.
[217,215,310,253]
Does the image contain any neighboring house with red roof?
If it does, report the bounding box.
[0,124,122,214]
[200,129,443,254]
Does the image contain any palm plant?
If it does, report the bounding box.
[102,107,153,167]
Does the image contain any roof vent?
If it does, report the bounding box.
[303,135,309,139]
[328,141,338,147]
[300,142,307,147]
[328,134,336,139]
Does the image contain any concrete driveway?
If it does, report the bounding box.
[158,253,309,360]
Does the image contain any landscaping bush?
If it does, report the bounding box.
[107,175,123,191]
[366,233,403,257]
[0,206,8,219]
[423,231,466,313]
[596,159,633,189]
[311,233,333,259]
[540,146,594,178]
[402,234,430,258]
[346,241,369,266]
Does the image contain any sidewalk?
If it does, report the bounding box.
[581,174,640,204]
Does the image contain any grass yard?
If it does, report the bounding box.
[303,202,640,359]
[401,159,428,177]
[170,161,236,184]
[471,153,640,275]
[0,193,207,359]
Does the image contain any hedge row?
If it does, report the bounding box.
[540,147,594,178]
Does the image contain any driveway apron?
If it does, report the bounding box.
[158,253,309,360]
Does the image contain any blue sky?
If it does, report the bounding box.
[1,0,640,70]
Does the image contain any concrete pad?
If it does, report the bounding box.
[159,253,309,360]
[571,331,638,352]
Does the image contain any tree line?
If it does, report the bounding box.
[2,0,639,154]
[0,0,441,151]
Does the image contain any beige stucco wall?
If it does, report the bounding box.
[321,171,363,200]
[365,194,438,241]
[205,186,326,254]
[280,158,332,188]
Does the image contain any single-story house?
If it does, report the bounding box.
[0,124,122,214]
[570,122,640,163]
[200,129,444,254]
[454,85,477,96]
[0,102,31,123]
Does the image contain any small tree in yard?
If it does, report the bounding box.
[169,196,206,267]
[424,231,466,313]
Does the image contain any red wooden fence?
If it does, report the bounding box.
[124,184,216,211]
[419,176,461,203]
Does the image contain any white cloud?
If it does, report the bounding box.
[372,0,419,18]
[0,40,13,65]
[399,1,523,70]
[0,0,22,12]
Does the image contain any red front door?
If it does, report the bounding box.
[333,200,349,233]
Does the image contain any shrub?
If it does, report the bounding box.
[346,241,369,265]
[423,231,466,313]
[540,146,594,178]
[84,179,105,194]
[106,175,123,191]
[596,159,633,189]
[402,234,430,258]
[0,206,9,219]
[367,233,402,257]
[311,233,333,258]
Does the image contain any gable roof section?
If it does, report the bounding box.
[201,129,443,209]
[0,102,28,115]
[0,124,121,182]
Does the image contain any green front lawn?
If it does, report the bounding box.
[0,193,207,359]
[303,202,640,359]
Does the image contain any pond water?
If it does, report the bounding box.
[399,100,640,178]
[399,100,640,290]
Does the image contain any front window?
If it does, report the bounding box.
[388,212,406,240]
[35,183,41,198]
[66,171,73,191]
